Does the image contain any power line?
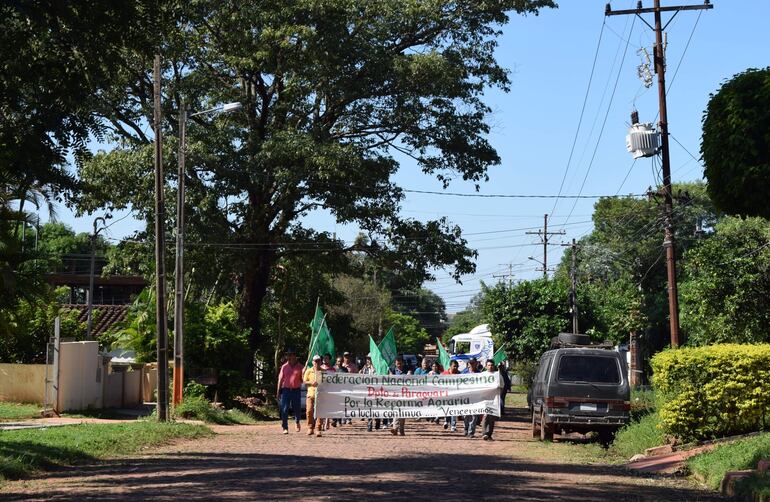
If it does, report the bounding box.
[550,17,607,217]
[560,13,637,229]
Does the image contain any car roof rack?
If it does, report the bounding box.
[549,333,615,350]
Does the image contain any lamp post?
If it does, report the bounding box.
[173,101,242,405]
[86,216,107,340]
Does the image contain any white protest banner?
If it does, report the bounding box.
[315,372,500,419]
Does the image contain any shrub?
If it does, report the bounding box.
[652,344,770,441]
[687,432,770,490]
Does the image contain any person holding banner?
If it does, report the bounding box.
[277,348,304,435]
[360,354,382,432]
[463,357,482,438]
[389,356,411,436]
[482,359,505,440]
[441,360,460,432]
[303,355,324,437]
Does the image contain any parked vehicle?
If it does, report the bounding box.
[448,324,494,371]
[528,333,630,444]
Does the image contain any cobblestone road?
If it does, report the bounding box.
[2,409,721,501]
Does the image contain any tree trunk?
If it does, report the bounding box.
[240,247,276,380]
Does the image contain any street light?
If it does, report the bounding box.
[173,101,242,405]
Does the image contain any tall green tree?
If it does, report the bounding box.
[701,67,770,218]
[1,1,155,201]
[79,0,556,372]
[680,216,770,345]
[482,279,569,363]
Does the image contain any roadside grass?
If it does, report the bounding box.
[0,421,211,481]
[173,396,260,425]
[0,402,41,422]
[687,432,770,490]
[505,392,528,409]
[610,412,665,459]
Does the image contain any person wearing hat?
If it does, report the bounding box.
[303,355,324,436]
[276,348,304,434]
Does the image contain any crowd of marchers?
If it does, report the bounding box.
[277,349,512,440]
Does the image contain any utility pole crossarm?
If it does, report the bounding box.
[526,214,565,279]
[605,2,713,16]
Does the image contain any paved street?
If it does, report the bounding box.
[2,408,721,501]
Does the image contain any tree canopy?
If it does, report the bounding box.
[77,0,555,371]
[701,67,770,219]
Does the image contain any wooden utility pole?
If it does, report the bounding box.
[153,54,169,421]
[172,101,186,406]
[561,239,580,335]
[526,214,565,278]
[606,0,712,348]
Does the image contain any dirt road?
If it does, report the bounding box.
[2,408,721,501]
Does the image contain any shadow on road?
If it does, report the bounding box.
[2,448,721,501]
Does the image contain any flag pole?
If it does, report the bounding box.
[305,312,328,368]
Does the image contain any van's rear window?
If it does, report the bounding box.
[557,356,620,384]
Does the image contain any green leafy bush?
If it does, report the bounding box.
[652,344,770,440]
[687,432,770,490]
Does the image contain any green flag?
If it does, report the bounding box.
[378,327,397,366]
[437,338,451,370]
[492,345,507,366]
[307,307,335,367]
[369,336,389,375]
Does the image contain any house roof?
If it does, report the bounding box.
[62,304,130,337]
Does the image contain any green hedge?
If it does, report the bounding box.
[651,344,770,441]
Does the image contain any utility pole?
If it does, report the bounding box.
[526,214,565,278]
[606,0,712,348]
[561,239,580,335]
[493,263,515,286]
[172,101,187,407]
[153,55,169,421]
[86,216,107,340]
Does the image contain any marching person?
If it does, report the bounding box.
[498,360,512,416]
[390,356,411,436]
[303,355,324,437]
[428,361,443,424]
[463,357,482,438]
[343,351,359,373]
[482,359,505,440]
[441,360,460,432]
[414,357,430,375]
[276,348,304,434]
[319,353,335,431]
[360,354,381,432]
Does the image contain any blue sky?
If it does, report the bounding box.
[51,0,770,313]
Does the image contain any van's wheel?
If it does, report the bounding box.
[531,410,540,438]
[540,409,554,441]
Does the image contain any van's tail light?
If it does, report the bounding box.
[609,401,631,411]
[545,397,569,408]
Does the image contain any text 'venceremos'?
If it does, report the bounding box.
[315,373,500,419]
